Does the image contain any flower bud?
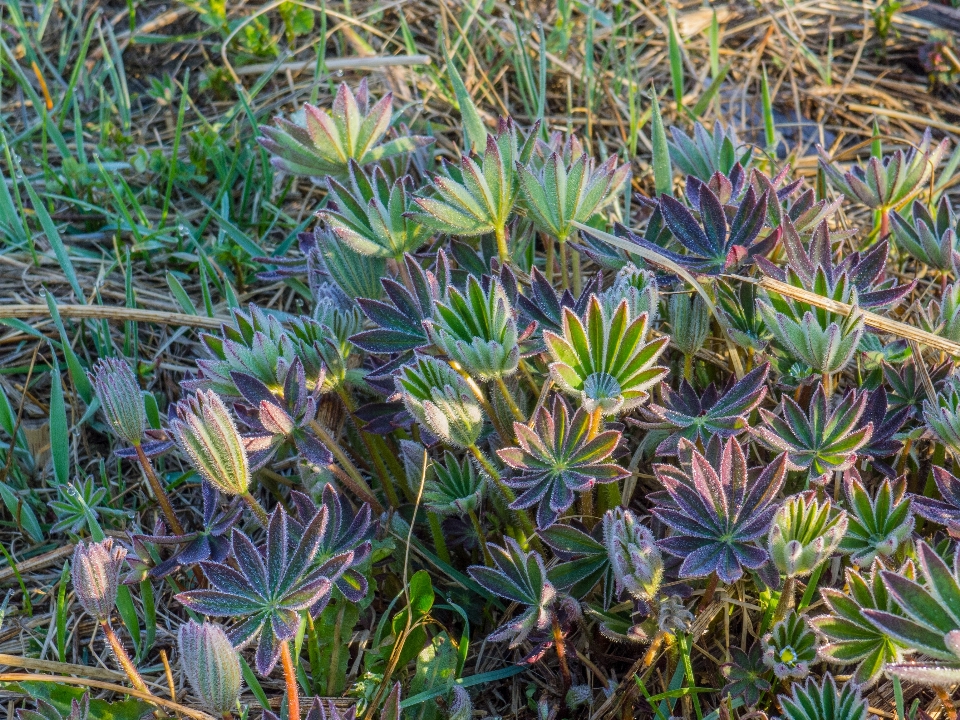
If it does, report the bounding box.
[89,358,146,446]
[396,357,483,449]
[177,620,242,715]
[171,390,250,496]
[603,508,663,601]
[72,539,126,621]
[768,492,847,578]
[448,687,472,720]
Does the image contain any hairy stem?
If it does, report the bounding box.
[495,224,510,264]
[773,576,796,623]
[468,445,540,550]
[101,622,150,695]
[427,512,451,564]
[468,509,493,565]
[698,571,719,611]
[449,360,513,441]
[683,353,693,383]
[308,420,382,513]
[280,641,300,720]
[559,239,570,291]
[240,491,270,527]
[134,445,183,535]
[494,376,525,422]
[552,616,572,692]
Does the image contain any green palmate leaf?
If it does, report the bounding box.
[838,470,914,565]
[544,296,668,416]
[812,560,912,687]
[258,78,432,179]
[777,674,870,720]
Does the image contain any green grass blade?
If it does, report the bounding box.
[667,7,684,108]
[443,41,487,153]
[47,348,70,487]
[23,181,84,302]
[650,89,673,197]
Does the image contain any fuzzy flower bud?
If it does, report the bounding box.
[396,357,483,449]
[72,539,126,621]
[89,358,146,446]
[768,492,847,578]
[603,508,663,601]
[171,390,250,496]
[177,620,242,714]
[448,686,473,720]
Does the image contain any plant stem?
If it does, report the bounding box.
[544,233,555,284]
[308,420,382,513]
[101,622,150,695]
[773,576,795,623]
[494,376,525,422]
[468,444,540,548]
[134,445,183,535]
[427,512,451,564]
[551,616,572,692]
[240,491,270,527]
[683,353,693,382]
[280,641,300,720]
[698,571,719,611]
[559,239,570,291]
[396,256,414,293]
[495,224,509,264]
[821,372,832,397]
[468,509,493,565]
[449,361,513,441]
[571,248,582,296]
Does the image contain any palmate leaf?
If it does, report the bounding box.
[667,120,753,181]
[544,296,668,416]
[636,362,768,453]
[912,466,960,537]
[650,437,786,584]
[862,542,960,667]
[857,386,909,477]
[818,128,949,212]
[884,356,951,418]
[515,267,599,352]
[258,79,432,179]
[838,469,914,565]
[754,384,873,480]
[352,253,450,355]
[176,505,353,675]
[777,674,870,720]
[811,560,912,687]
[498,397,628,528]
[540,523,611,599]
[630,180,773,275]
[891,195,960,272]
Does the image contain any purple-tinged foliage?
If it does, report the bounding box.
[351,253,450,355]
[17,694,89,720]
[232,358,332,470]
[862,542,960,684]
[650,437,787,584]
[633,180,773,275]
[289,485,374,603]
[912,466,960,538]
[857,386,910,477]
[176,505,353,675]
[754,384,873,481]
[891,195,960,272]
[720,644,771,707]
[515,267,599,352]
[884,356,951,418]
[636,362,768,454]
[667,121,752,182]
[757,219,914,309]
[498,397,629,528]
[133,481,241,579]
[467,538,580,663]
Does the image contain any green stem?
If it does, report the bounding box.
[337,388,402,507]
[241,491,269,527]
[308,420,382,513]
[773,576,796,623]
[101,622,149,695]
[559,239,570,291]
[571,247,582,297]
[494,376,525,422]
[821,372,833,397]
[468,444,540,549]
[468,509,493,565]
[134,445,183,535]
[427,512,451,564]
[495,224,509,264]
[597,482,621,516]
[449,361,513,441]
[683,353,693,383]
[544,233,555,284]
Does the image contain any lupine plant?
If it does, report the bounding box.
[18,72,960,720]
